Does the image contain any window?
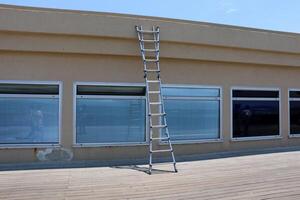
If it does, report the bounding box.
[162,86,221,141]
[232,88,280,138]
[289,90,300,135]
[0,82,60,145]
[75,83,146,145]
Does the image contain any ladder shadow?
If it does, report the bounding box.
[111,165,176,175]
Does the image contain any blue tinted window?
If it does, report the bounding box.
[233,100,279,137]
[76,98,146,143]
[0,98,59,144]
[162,86,221,141]
[162,87,219,97]
[164,100,220,140]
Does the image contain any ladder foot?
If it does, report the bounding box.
[174,163,178,173]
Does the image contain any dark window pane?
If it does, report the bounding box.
[77,85,145,96]
[290,91,300,98]
[233,90,279,98]
[290,101,300,134]
[233,100,279,137]
[0,84,59,95]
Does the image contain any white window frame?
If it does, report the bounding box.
[73,82,148,147]
[230,87,282,141]
[288,88,300,138]
[161,84,223,144]
[0,80,62,148]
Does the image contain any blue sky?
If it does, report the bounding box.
[1,0,300,33]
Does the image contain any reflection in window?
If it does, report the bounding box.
[289,90,300,135]
[232,89,280,138]
[163,87,221,141]
[76,85,146,144]
[0,83,60,144]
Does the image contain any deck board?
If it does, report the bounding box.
[1,151,300,199]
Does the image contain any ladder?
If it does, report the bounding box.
[136,25,177,174]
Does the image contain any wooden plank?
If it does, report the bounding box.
[0,151,300,199]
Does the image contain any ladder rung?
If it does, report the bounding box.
[149,161,176,167]
[148,91,161,94]
[137,30,159,33]
[151,149,172,153]
[149,102,162,105]
[144,59,159,62]
[151,125,167,128]
[151,137,169,140]
[142,49,159,52]
[145,69,160,72]
[146,80,160,83]
[141,39,159,43]
[149,113,166,116]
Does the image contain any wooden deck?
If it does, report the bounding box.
[1,151,300,200]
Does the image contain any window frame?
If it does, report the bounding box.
[230,86,282,141]
[73,82,148,147]
[0,80,62,148]
[288,88,300,138]
[161,84,223,144]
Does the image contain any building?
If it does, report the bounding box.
[0,4,300,165]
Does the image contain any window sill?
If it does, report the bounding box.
[231,135,282,142]
[289,134,300,138]
[160,138,223,145]
[73,142,148,148]
[0,144,61,149]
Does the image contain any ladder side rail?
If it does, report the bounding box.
[139,26,148,72]
[147,27,158,173]
[150,26,169,139]
[153,26,160,72]
[150,25,165,138]
[136,26,148,71]
[156,26,160,60]
[144,63,154,172]
[146,78,154,172]
[136,26,144,57]
[137,25,154,172]
[138,26,151,119]
[153,26,171,139]
[152,26,177,171]
[152,26,166,130]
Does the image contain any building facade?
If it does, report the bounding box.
[0,4,300,164]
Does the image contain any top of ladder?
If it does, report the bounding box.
[136,26,160,34]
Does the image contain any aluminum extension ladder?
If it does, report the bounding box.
[136,25,177,174]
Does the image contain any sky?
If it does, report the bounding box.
[1,0,300,33]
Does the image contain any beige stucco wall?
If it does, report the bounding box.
[0,4,300,164]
